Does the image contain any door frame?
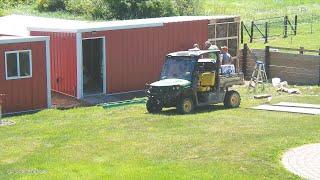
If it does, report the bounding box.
[80,36,107,97]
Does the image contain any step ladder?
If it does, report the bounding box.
[248,61,268,91]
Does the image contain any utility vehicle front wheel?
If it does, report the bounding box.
[177,97,194,114]
[146,98,162,113]
[224,90,241,108]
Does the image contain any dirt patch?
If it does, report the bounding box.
[52,92,89,110]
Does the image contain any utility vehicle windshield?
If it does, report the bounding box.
[160,57,196,81]
[200,51,218,60]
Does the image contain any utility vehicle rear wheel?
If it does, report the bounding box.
[177,97,194,114]
[224,90,241,108]
[146,98,162,113]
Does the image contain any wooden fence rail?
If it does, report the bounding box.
[269,46,320,55]
[240,43,320,85]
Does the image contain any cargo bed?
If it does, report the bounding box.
[219,73,244,88]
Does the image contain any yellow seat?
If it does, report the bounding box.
[198,72,216,92]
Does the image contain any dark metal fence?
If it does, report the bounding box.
[241,14,320,44]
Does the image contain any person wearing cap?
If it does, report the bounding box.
[205,41,216,50]
[220,46,232,65]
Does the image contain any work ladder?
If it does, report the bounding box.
[249,61,268,91]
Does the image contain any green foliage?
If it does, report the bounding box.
[65,0,112,19]
[29,0,204,20]
[0,0,31,8]
[0,3,2,16]
[35,0,179,20]
[36,0,66,11]
[105,0,177,19]
[0,0,30,4]
[173,0,202,15]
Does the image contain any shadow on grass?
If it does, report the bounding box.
[2,109,42,118]
[155,104,227,116]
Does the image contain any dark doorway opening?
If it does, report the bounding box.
[82,38,104,95]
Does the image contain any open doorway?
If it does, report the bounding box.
[82,37,105,96]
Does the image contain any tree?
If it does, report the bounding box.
[34,0,202,20]
[36,0,66,11]
[65,0,112,19]
[173,0,202,16]
[107,0,176,20]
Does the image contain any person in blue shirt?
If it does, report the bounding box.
[220,46,232,65]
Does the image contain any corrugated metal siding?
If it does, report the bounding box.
[83,19,209,93]
[0,41,47,113]
[31,31,77,97]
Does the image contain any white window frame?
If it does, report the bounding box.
[5,50,32,80]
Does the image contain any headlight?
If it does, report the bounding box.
[173,85,180,90]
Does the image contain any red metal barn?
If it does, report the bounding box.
[0,36,51,114]
[0,15,240,99]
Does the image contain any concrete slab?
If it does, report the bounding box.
[282,144,320,180]
[251,104,320,115]
[275,102,320,109]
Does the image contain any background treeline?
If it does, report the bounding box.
[0,0,202,19]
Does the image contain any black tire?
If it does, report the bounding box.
[224,90,241,108]
[177,97,194,114]
[146,98,162,113]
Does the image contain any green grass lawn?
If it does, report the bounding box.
[0,85,319,179]
[0,2,319,178]
[204,0,320,19]
[242,25,320,50]
[203,0,320,50]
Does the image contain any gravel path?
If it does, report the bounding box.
[282,143,320,180]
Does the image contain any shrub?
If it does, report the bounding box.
[36,0,66,11]
[0,0,32,7]
[173,0,202,15]
[137,0,176,18]
[107,0,177,20]
[31,0,201,20]
[65,0,112,19]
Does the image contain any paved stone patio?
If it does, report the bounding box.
[282,143,320,180]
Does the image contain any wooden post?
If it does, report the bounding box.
[243,43,248,77]
[294,15,298,35]
[299,47,304,54]
[284,15,288,38]
[241,21,244,44]
[250,21,254,43]
[265,46,270,79]
[0,94,4,123]
[265,22,268,44]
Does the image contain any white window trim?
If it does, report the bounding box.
[5,50,32,80]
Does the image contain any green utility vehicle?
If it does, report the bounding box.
[145,48,244,114]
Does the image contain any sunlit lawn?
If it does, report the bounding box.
[1,1,320,178]
[0,85,319,179]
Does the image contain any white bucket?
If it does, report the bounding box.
[272,78,281,87]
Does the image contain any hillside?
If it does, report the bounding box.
[1,0,320,49]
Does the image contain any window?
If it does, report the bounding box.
[208,21,239,57]
[5,50,32,80]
